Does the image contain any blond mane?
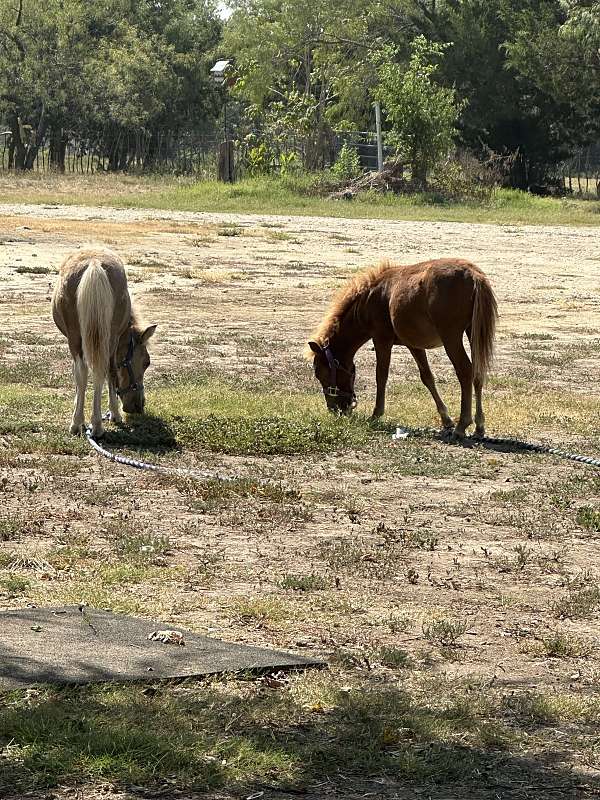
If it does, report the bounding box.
[306,260,394,357]
[130,303,145,335]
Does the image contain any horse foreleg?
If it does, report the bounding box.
[442,335,473,439]
[372,338,393,418]
[108,360,123,424]
[70,355,88,435]
[409,348,454,430]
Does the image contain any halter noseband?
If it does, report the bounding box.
[324,346,356,406]
[116,333,139,397]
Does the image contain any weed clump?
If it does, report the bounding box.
[422,618,470,647]
[279,573,327,591]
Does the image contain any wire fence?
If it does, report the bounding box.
[1,125,599,195]
[334,130,392,171]
[0,129,219,177]
[560,144,600,196]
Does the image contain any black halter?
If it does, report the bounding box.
[116,334,139,397]
[324,346,357,407]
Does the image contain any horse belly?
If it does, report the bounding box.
[393,318,442,350]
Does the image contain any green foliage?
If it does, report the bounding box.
[0,0,222,170]
[422,618,469,647]
[374,37,465,189]
[226,0,374,169]
[246,143,273,177]
[0,574,31,596]
[168,413,372,456]
[332,144,362,182]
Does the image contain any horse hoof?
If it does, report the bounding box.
[90,426,105,439]
[451,430,466,443]
[108,411,123,425]
[69,422,84,436]
[473,427,485,439]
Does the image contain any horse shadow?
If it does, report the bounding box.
[99,413,180,455]
[368,417,553,459]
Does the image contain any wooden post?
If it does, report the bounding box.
[374,101,384,173]
[218,140,234,182]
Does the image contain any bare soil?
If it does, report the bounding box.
[0,203,599,799]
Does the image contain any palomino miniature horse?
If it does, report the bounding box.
[52,249,157,437]
[308,258,498,438]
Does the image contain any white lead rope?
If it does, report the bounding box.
[85,427,234,481]
[393,426,600,469]
[86,422,600,479]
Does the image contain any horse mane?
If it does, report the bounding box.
[306,260,394,356]
[130,303,146,335]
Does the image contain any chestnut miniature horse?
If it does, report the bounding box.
[52,249,157,438]
[308,258,498,438]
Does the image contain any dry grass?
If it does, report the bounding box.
[0,200,599,798]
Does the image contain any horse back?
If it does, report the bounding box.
[386,259,484,347]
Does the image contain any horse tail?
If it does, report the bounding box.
[470,271,498,386]
[76,258,114,379]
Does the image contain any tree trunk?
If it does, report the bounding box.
[411,159,428,191]
[22,106,48,170]
[8,112,26,170]
[8,137,15,169]
[49,128,67,172]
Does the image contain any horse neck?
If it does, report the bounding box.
[329,299,372,363]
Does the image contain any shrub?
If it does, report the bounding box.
[374,36,465,189]
[332,143,362,182]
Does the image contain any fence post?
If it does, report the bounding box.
[374,102,384,173]
[218,140,234,182]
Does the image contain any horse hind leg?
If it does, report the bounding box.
[466,328,486,437]
[409,348,454,430]
[90,368,107,438]
[473,376,485,437]
[442,333,474,439]
[70,355,88,435]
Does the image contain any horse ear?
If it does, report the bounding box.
[308,341,323,355]
[141,324,157,343]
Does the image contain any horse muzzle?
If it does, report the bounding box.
[122,387,145,415]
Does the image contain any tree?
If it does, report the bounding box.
[224,0,377,169]
[501,0,600,184]
[0,0,222,171]
[374,36,465,188]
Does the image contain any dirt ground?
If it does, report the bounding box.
[0,203,599,799]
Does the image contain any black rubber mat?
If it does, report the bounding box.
[0,606,323,687]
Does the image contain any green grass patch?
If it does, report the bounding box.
[422,618,470,648]
[0,574,31,595]
[533,631,591,659]
[553,585,600,619]
[0,515,24,542]
[0,675,540,795]
[577,506,600,532]
[3,173,600,226]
